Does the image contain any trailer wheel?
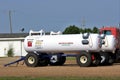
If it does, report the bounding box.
[38,53,49,66]
[100,52,115,65]
[25,53,39,67]
[92,53,101,66]
[76,52,92,67]
[49,53,66,66]
[116,50,120,61]
[59,55,66,65]
[108,53,114,65]
[100,52,109,65]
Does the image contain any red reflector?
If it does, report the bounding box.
[28,41,32,47]
[91,54,95,60]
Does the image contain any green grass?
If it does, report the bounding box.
[0,77,120,80]
[66,57,76,60]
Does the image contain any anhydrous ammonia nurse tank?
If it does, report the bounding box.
[100,35,116,52]
[99,35,116,65]
[24,30,102,67]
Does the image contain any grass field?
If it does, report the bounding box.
[66,57,76,60]
[0,77,120,80]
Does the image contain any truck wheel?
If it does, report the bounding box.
[49,53,66,66]
[100,52,109,65]
[25,53,39,67]
[76,52,92,67]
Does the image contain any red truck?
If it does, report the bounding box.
[99,26,120,65]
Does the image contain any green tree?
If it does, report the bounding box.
[83,28,92,33]
[7,44,14,57]
[7,48,14,57]
[87,28,92,33]
[63,25,80,34]
[92,27,99,33]
[79,28,84,33]
[79,28,92,33]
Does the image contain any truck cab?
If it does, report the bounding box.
[99,26,120,64]
[100,27,120,49]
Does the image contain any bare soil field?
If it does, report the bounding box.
[0,57,120,77]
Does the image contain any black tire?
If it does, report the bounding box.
[49,53,66,66]
[58,53,66,65]
[91,53,101,66]
[100,52,109,65]
[25,53,39,67]
[108,53,114,65]
[76,52,92,67]
[38,53,49,66]
[115,50,120,62]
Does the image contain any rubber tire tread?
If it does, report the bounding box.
[76,52,92,67]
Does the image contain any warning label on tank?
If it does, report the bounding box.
[35,40,43,49]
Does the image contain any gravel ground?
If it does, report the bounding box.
[0,57,120,77]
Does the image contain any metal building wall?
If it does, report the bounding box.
[0,39,27,57]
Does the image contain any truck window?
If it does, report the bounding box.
[103,30,111,35]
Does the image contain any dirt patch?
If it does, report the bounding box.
[0,57,120,77]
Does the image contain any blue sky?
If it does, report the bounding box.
[0,0,119,33]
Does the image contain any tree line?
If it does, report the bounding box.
[63,25,99,34]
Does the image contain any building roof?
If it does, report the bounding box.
[0,33,28,38]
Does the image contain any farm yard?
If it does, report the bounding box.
[0,0,119,79]
[0,57,120,79]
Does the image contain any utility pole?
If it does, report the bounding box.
[9,10,12,33]
[81,18,85,29]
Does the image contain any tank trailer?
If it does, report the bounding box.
[24,27,120,67]
[24,30,102,67]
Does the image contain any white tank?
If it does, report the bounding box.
[24,30,101,53]
[101,35,116,52]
